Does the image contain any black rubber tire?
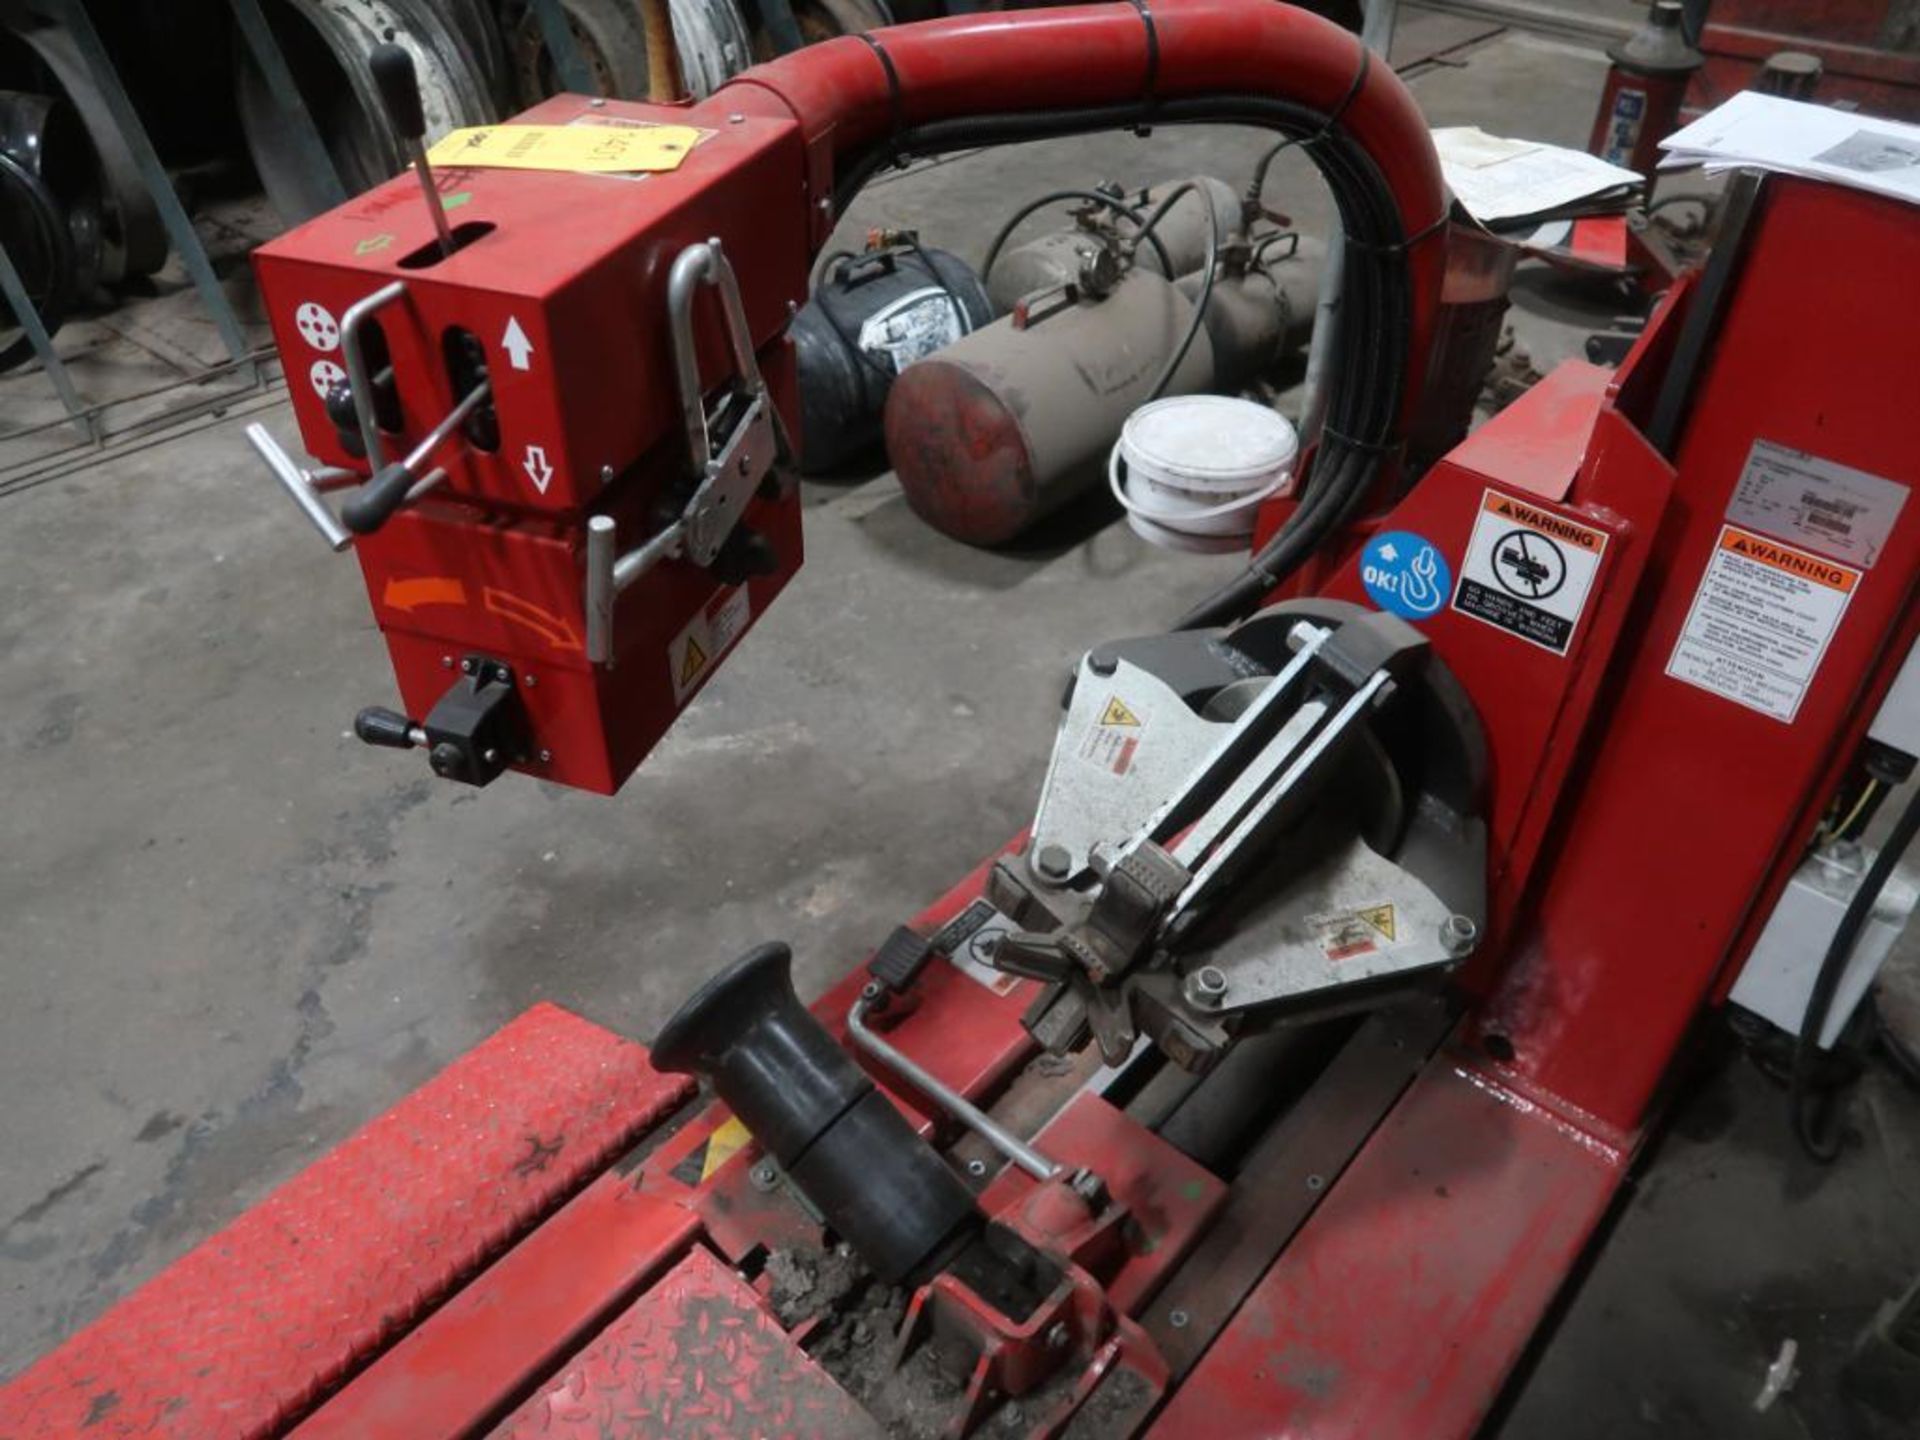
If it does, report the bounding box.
[0,149,74,374]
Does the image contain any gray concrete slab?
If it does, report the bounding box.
[3,15,1917,1440]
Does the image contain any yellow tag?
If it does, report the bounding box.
[425,123,701,174]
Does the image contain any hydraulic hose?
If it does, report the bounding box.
[979,188,1175,285]
[1133,179,1221,403]
[715,0,1447,627]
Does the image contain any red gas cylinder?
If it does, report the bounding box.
[1588,1,1704,179]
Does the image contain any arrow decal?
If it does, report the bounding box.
[523,443,555,495]
[502,316,534,372]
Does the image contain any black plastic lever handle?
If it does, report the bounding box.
[369,43,426,143]
[354,706,419,749]
[340,462,415,535]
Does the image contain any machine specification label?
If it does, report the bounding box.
[1725,438,1906,569]
[1451,490,1608,655]
[1666,525,1860,723]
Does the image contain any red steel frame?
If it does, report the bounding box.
[6,5,1919,1437]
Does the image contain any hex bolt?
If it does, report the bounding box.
[538,749,552,763]
[440,655,453,669]
[1045,1322,1071,1351]
[750,1161,779,1192]
[460,657,475,674]
[525,674,537,688]
[1441,914,1480,956]
[1185,965,1229,1010]
[729,112,745,124]
[1088,651,1117,677]
[1033,843,1072,883]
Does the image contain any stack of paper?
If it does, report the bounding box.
[1431,126,1644,229]
[1660,92,1920,208]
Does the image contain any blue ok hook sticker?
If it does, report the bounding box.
[1360,530,1451,621]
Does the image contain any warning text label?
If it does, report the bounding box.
[1451,490,1609,655]
[1665,525,1859,723]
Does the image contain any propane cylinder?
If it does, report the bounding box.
[791,244,993,473]
[885,249,1321,546]
[986,175,1245,312]
[1587,1,1703,179]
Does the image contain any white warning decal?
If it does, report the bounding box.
[669,586,753,705]
[931,898,1022,996]
[1078,693,1147,776]
[1452,489,1608,655]
[1666,525,1859,723]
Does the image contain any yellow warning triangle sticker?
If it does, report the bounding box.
[1357,904,1396,942]
[679,635,708,688]
[1100,697,1142,727]
[701,1115,752,1182]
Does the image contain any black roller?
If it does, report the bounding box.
[653,942,981,1286]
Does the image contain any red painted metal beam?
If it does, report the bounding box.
[482,1246,884,1439]
[0,1004,690,1440]
[1151,1055,1631,1440]
[292,1182,701,1440]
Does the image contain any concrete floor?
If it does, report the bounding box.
[3,10,1918,1438]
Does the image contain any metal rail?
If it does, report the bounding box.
[848,985,1062,1182]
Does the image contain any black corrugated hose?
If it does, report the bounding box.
[1791,783,1920,1162]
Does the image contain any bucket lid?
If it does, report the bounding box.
[1120,395,1299,486]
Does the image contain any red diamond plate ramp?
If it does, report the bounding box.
[487,1245,884,1440]
[0,1002,691,1440]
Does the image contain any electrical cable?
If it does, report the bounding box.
[1791,783,1920,1162]
[833,90,1428,633]
[1822,777,1879,842]
[979,188,1173,285]
[1128,180,1220,403]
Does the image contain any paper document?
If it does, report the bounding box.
[1659,92,1920,207]
[1432,126,1643,226]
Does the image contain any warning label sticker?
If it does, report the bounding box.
[931,898,1022,995]
[1667,525,1860,723]
[1725,438,1907,569]
[668,586,752,704]
[1452,490,1609,655]
[1307,903,1399,962]
[1078,693,1147,776]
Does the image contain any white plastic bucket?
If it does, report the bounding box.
[1109,396,1299,553]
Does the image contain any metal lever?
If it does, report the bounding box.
[369,43,454,258]
[848,984,1062,1182]
[247,423,358,552]
[583,237,785,665]
[339,379,491,535]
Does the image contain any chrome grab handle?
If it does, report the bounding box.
[340,280,408,466]
[584,237,784,667]
[247,423,356,552]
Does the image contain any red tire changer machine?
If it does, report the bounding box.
[8,3,1919,1436]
